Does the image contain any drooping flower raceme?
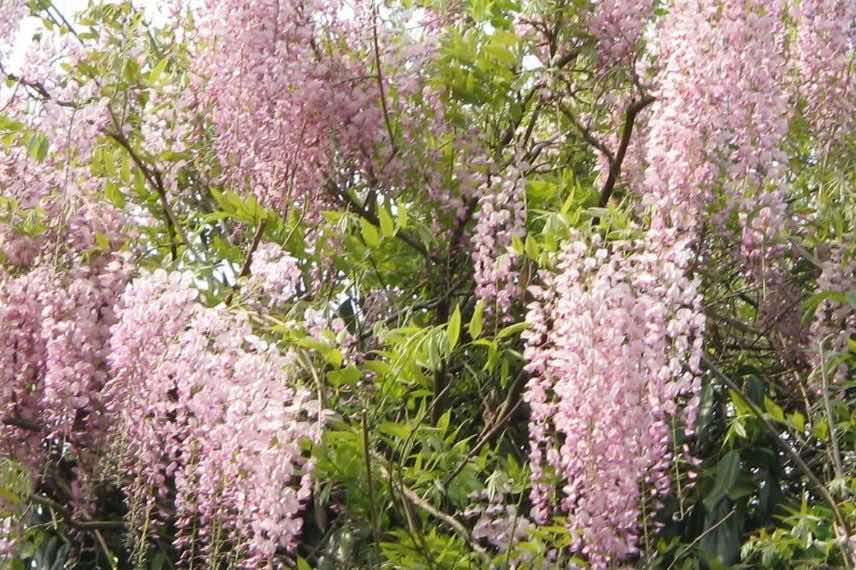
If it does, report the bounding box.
[523,231,704,567]
[809,248,856,383]
[588,0,654,65]
[106,270,321,566]
[247,241,302,306]
[0,267,54,474]
[465,485,533,559]
[0,254,130,515]
[0,0,27,57]
[472,167,526,319]
[643,0,790,233]
[791,0,856,140]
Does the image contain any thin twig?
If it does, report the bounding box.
[819,341,844,480]
[93,529,118,569]
[1,68,77,107]
[327,180,435,261]
[46,1,84,45]
[666,508,737,570]
[702,354,852,565]
[557,101,614,163]
[371,3,398,165]
[363,411,381,564]
[597,95,654,208]
[444,399,522,489]
[105,129,184,260]
[29,495,125,530]
[375,458,490,563]
[225,219,268,305]
[237,219,268,279]
[444,369,528,488]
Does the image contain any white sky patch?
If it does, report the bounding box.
[8,0,168,70]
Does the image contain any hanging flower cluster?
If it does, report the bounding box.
[791,0,856,140]
[643,0,790,231]
[0,29,123,267]
[588,0,654,65]
[523,231,704,567]
[0,267,56,474]
[106,270,322,566]
[465,485,533,560]
[0,255,131,513]
[247,242,303,307]
[472,167,526,318]
[521,3,855,564]
[0,0,27,55]
[809,248,856,383]
[192,0,440,214]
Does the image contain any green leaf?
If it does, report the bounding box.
[27,133,49,162]
[323,348,343,368]
[102,147,117,177]
[497,321,528,339]
[788,412,805,432]
[469,300,484,340]
[704,451,741,511]
[379,205,395,237]
[728,389,751,417]
[134,168,147,198]
[0,114,24,133]
[296,557,312,570]
[469,0,489,21]
[123,58,141,82]
[378,422,412,439]
[813,419,828,440]
[104,180,125,208]
[524,234,539,260]
[147,56,169,84]
[364,360,392,377]
[511,233,524,255]
[763,396,785,423]
[328,365,361,388]
[397,204,410,228]
[119,154,131,183]
[437,409,451,432]
[732,419,747,439]
[700,498,742,567]
[360,219,381,248]
[94,231,110,250]
[447,305,461,352]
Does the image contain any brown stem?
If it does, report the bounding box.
[444,399,523,489]
[327,181,435,261]
[1,67,77,107]
[498,84,543,151]
[224,219,268,305]
[106,130,183,260]
[237,219,268,280]
[375,455,490,562]
[819,342,845,480]
[29,494,125,530]
[557,100,614,163]
[371,4,398,165]
[597,95,654,208]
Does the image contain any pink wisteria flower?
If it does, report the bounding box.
[523,231,704,568]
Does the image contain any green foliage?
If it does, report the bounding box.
[2,0,855,568]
